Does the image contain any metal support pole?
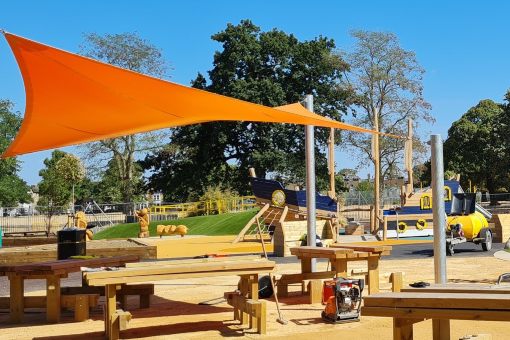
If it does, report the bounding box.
[431,134,447,284]
[304,94,316,272]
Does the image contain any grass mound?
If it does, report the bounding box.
[94,209,257,240]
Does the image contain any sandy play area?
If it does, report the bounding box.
[1,247,510,340]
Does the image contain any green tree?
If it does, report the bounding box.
[444,99,506,193]
[143,20,352,201]
[342,31,433,183]
[38,150,72,233]
[55,153,85,208]
[79,32,169,202]
[0,100,30,207]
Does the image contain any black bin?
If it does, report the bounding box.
[57,229,86,260]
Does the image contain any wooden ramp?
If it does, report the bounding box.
[233,204,287,243]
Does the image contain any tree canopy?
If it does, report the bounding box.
[0,100,31,207]
[343,31,433,181]
[143,20,352,201]
[444,99,506,193]
[79,32,170,202]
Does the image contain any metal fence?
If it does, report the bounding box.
[339,190,401,222]
[0,196,258,235]
[0,203,128,235]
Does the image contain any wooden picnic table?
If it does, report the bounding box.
[290,244,391,295]
[0,255,139,324]
[83,257,276,339]
[362,284,510,340]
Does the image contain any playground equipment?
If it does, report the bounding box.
[74,211,93,241]
[156,224,188,238]
[135,209,150,238]
[380,179,493,239]
[444,193,492,255]
[233,168,341,256]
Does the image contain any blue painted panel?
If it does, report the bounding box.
[250,178,337,212]
[383,180,462,216]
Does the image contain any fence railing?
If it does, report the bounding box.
[339,191,401,222]
[149,196,257,219]
[0,196,258,235]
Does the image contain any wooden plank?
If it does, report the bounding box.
[278,271,336,284]
[125,255,262,267]
[74,295,89,322]
[362,306,510,321]
[390,272,404,292]
[124,257,267,270]
[364,292,510,310]
[332,259,348,277]
[401,283,510,294]
[432,319,450,340]
[330,243,392,253]
[86,267,276,286]
[105,284,117,339]
[308,279,322,304]
[46,275,61,323]
[8,275,24,323]
[0,295,98,310]
[84,260,275,280]
[233,203,269,243]
[290,246,353,256]
[0,255,139,275]
[393,318,415,340]
[367,257,380,294]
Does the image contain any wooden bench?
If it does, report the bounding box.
[277,271,336,303]
[62,283,154,309]
[83,258,275,339]
[0,293,99,322]
[0,255,139,324]
[109,309,132,340]
[362,284,510,340]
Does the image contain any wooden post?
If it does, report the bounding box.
[390,272,403,292]
[394,318,414,340]
[432,319,450,340]
[301,258,313,274]
[74,295,90,322]
[257,301,267,334]
[333,259,348,277]
[105,284,118,338]
[373,110,381,233]
[370,205,376,233]
[46,275,61,323]
[248,274,258,329]
[405,119,414,194]
[383,216,388,241]
[328,127,336,198]
[308,279,322,304]
[367,256,380,294]
[8,274,24,323]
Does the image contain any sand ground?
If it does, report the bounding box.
[1,251,510,340]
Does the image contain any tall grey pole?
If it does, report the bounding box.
[304,94,317,272]
[431,134,447,284]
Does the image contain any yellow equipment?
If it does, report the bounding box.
[446,211,488,240]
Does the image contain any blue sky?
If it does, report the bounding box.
[1,0,509,184]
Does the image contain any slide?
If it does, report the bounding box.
[475,203,493,220]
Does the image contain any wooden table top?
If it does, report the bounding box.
[329,243,392,255]
[290,246,386,259]
[84,258,276,286]
[364,291,510,310]
[401,283,510,294]
[0,255,140,276]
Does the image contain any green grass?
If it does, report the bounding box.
[94,210,258,240]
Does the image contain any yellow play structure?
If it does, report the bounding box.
[156,224,188,238]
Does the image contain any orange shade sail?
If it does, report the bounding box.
[2,33,396,158]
